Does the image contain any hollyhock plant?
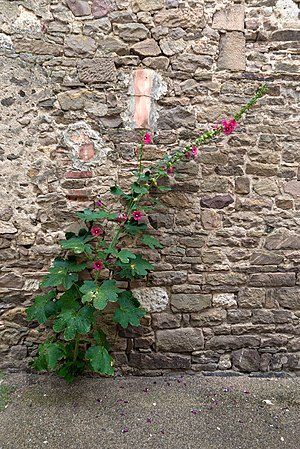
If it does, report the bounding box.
[143,133,152,145]
[91,227,103,236]
[132,211,142,221]
[26,84,267,383]
[93,261,103,270]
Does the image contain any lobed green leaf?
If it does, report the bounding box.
[85,345,114,376]
[53,305,95,340]
[142,234,163,250]
[114,291,145,328]
[26,291,57,324]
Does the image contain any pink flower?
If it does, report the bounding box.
[192,146,198,157]
[91,227,103,236]
[143,133,152,145]
[94,261,103,271]
[117,212,128,223]
[222,119,237,135]
[97,201,103,207]
[132,211,142,221]
[167,166,175,175]
[186,152,191,160]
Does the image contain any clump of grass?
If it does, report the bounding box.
[0,371,13,412]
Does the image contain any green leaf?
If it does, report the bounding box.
[79,280,121,310]
[41,267,79,290]
[142,234,163,250]
[110,185,131,201]
[57,285,82,311]
[40,259,87,290]
[114,291,145,328]
[131,183,148,195]
[53,305,95,340]
[76,209,117,222]
[124,223,148,236]
[46,343,66,370]
[116,255,154,279]
[60,237,93,255]
[132,255,154,276]
[26,291,57,324]
[85,345,114,376]
[32,341,65,371]
[117,250,136,264]
[157,185,172,192]
[93,330,110,350]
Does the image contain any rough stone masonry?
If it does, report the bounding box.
[0,0,300,376]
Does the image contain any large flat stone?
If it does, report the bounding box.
[249,273,295,287]
[154,7,205,29]
[129,352,191,369]
[131,39,161,57]
[131,287,169,312]
[64,35,97,56]
[200,195,234,209]
[115,23,149,42]
[212,4,245,31]
[232,349,260,372]
[206,335,260,351]
[265,230,300,250]
[217,32,246,71]
[78,58,117,83]
[275,287,300,310]
[156,328,204,352]
[92,0,116,17]
[284,180,300,197]
[66,0,91,16]
[171,294,212,312]
[132,0,164,12]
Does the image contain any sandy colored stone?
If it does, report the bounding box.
[171,294,212,312]
[78,58,117,83]
[131,39,161,57]
[156,328,204,352]
[132,0,164,12]
[217,32,246,71]
[253,179,278,196]
[115,23,149,42]
[66,0,91,16]
[212,293,237,309]
[131,287,169,312]
[64,35,97,56]
[212,4,245,31]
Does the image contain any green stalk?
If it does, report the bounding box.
[73,334,80,363]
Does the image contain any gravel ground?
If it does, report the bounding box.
[0,372,299,449]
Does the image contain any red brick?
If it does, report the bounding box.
[79,143,95,161]
[65,171,93,179]
[67,189,92,199]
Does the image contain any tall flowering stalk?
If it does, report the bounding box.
[26,84,267,382]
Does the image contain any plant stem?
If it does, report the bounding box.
[73,334,80,363]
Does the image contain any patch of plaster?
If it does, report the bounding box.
[276,0,299,25]
[0,33,14,53]
[62,121,110,171]
[13,6,41,34]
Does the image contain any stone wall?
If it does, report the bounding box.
[1,0,300,375]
